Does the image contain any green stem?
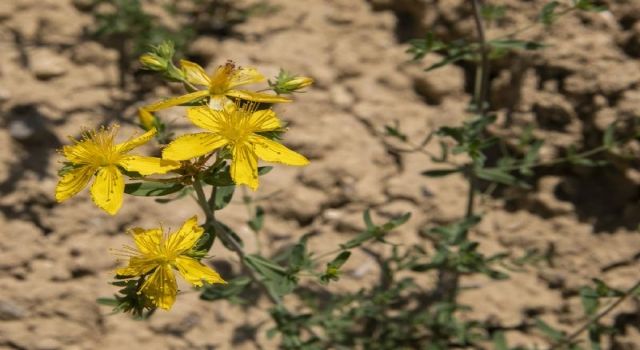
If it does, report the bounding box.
[498,7,575,41]
[471,0,489,115]
[549,280,640,350]
[485,145,608,173]
[192,178,284,307]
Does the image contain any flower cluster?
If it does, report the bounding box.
[56,54,312,311]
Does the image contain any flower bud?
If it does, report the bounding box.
[139,53,167,71]
[138,108,155,130]
[270,69,314,94]
[156,40,175,59]
[281,76,313,91]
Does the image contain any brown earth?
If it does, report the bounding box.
[1,0,640,349]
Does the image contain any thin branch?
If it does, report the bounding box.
[549,280,640,350]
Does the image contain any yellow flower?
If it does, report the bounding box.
[145,60,290,112]
[114,216,226,310]
[162,105,309,190]
[55,125,180,215]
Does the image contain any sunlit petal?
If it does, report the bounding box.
[165,216,203,254]
[140,265,177,310]
[227,67,265,89]
[231,145,259,190]
[55,165,95,202]
[251,135,309,166]
[226,89,291,104]
[115,128,157,154]
[144,90,210,112]
[180,59,211,86]
[115,256,157,277]
[131,227,163,256]
[187,106,225,131]
[248,109,281,132]
[162,133,228,161]
[62,142,93,164]
[90,165,124,215]
[175,256,226,287]
[118,155,180,175]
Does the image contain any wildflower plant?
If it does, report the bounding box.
[55,0,640,348]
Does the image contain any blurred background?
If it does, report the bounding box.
[1,0,639,348]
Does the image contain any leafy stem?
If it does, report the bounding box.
[192,178,284,307]
[549,280,640,349]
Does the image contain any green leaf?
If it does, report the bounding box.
[381,212,412,231]
[492,331,509,350]
[520,140,544,176]
[384,122,407,142]
[321,251,351,284]
[481,4,506,22]
[258,166,274,176]
[289,244,307,272]
[200,276,252,302]
[539,1,560,25]
[204,165,273,186]
[363,210,375,231]
[340,212,410,249]
[214,221,244,249]
[214,185,235,210]
[422,216,481,245]
[248,206,265,233]
[425,52,467,71]
[96,297,120,307]
[580,287,599,316]
[603,122,616,149]
[573,0,607,12]
[245,255,296,296]
[421,168,462,177]
[407,32,446,61]
[328,251,351,269]
[588,325,602,350]
[124,182,184,196]
[490,39,546,51]
[192,224,216,254]
[535,318,565,341]
[475,168,518,186]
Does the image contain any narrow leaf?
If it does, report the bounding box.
[124,182,184,196]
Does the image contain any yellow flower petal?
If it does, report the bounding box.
[140,265,177,310]
[162,133,228,161]
[187,107,224,132]
[231,145,259,190]
[165,216,202,254]
[174,256,226,287]
[226,89,291,104]
[138,108,155,130]
[62,142,90,164]
[115,128,157,154]
[251,135,309,166]
[248,109,281,132]
[55,165,95,202]
[115,256,157,277]
[227,67,265,89]
[131,227,163,255]
[90,165,124,215]
[180,59,211,87]
[145,90,210,112]
[118,155,180,175]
